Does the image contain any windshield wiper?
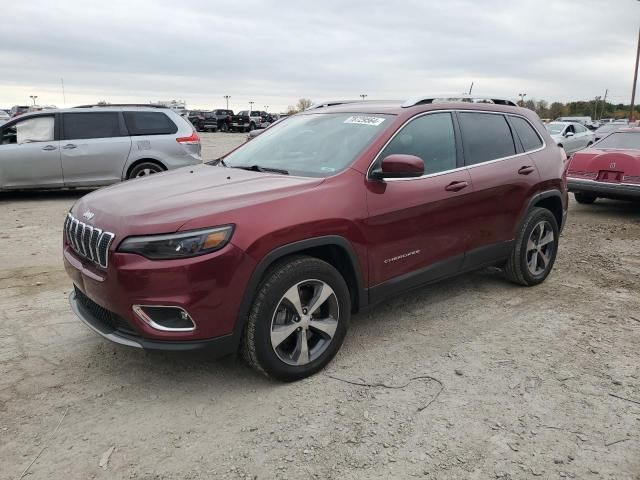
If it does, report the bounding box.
[207,157,228,167]
[235,165,289,175]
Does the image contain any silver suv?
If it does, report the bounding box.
[0,105,202,190]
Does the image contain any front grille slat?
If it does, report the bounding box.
[64,214,115,269]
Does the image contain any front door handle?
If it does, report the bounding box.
[445,181,469,192]
[518,166,535,175]
[42,145,57,151]
[63,144,77,150]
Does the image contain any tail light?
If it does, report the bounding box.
[176,131,200,145]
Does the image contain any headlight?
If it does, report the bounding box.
[118,225,234,260]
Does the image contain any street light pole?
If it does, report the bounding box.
[518,93,527,106]
[630,26,640,122]
[29,95,38,106]
[360,94,367,101]
[223,95,230,110]
[264,105,269,112]
[593,96,601,119]
[249,101,254,112]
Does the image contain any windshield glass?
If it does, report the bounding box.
[595,132,640,149]
[545,123,565,134]
[222,113,392,177]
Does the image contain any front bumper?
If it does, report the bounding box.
[64,242,256,346]
[568,178,640,199]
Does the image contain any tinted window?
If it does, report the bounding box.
[459,112,516,165]
[378,113,457,175]
[123,112,178,136]
[63,113,121,140]
[510,116,543,152]
[574,124,586,133]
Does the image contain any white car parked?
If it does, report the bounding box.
[545,121,595,155]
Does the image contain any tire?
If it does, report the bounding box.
[241,256,351,381]
[574,192,597,204]
[219,122,229,133]
[249,122,256,132]
[128,161,163,179]
[504,207,559,286]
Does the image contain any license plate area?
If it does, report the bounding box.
[597,170,623,183]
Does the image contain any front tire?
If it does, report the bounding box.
[574,192,597,204]
[241,256,350,381]
[504,207,559,286]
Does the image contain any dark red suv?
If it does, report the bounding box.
[64,96,568,380]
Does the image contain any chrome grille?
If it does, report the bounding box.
[64,213,115,268]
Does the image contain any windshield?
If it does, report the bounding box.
[222,113,392,177]
[545,123,565,134]
[595,132,640,149]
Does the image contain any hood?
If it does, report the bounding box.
[71,164,323,237]
[569,148,640,175]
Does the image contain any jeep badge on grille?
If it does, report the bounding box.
[83,210,95,221]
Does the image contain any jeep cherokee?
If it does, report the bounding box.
[64,96,568,381]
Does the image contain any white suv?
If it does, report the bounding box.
[0,105,201,190]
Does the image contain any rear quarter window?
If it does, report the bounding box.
[123,112,178,136]
[63,112,122,140]
[458,112,516,165]
[510,116,543,152]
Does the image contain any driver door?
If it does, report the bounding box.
[0,114,63,188]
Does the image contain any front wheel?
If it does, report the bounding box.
[504,207,559,286]
[574,192,597,204]
[241,256,350,381]
[128,162,163,179]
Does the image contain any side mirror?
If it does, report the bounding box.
[564,131,574,137]
[371,154,424,180]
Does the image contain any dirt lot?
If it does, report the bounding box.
[1,132,639,479]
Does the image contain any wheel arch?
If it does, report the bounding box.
[232,236,367,348]
[124,158,167,179]
[527,190,564,230]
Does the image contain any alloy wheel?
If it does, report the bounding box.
[526,220,555,276]
[270,279,339,366]
[135,168,159,177]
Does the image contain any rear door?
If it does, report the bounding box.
[365,112,475,299]
[0,114,63,188]
[459,111,542,268]
[61,111,131,186]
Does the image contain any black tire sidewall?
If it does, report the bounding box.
[129,162,162,179]
[517,209,559,285]
[250,258,350,381]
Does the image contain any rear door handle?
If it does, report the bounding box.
[63,144,77,150]
[445,181,469,192]
[518,166,535,175]
[42,145,57,151]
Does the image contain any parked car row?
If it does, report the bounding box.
[184,108,278,133]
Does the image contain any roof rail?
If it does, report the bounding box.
[402,95,518,108]
[73,103,169,109]
[306,99,361,110]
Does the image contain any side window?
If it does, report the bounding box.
[63,113,122,140]
[510,116,543,152]
[566,124,575,134]
[123,112,178,136]
[458,112,516,165]
[378,113,457,175]
[2,116,55,145]
[575,124,586,133]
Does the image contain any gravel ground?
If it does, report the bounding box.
[1,132,639,479]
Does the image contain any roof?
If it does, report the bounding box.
[8,105,174,120]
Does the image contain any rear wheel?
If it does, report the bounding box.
[504,207,559,286]
[249,122,256,131]
[242,256,350,381]
[128,162,163,179]
[219,122,229,132]
[574,192,597,204]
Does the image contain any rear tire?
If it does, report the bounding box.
[128,162,163,179]
[220,122,229,132]
[504,207,559,286]
[241,256,350,381]
[574,192,596,204]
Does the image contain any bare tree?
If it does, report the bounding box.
[296,98,313,111]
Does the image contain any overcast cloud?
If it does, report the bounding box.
[0,0,638,111]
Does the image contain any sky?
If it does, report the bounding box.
[0,0,638,112]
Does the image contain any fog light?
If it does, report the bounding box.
[132,305,196,332]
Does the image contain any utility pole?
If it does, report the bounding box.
[223,95,230,110]
[61,78,66,107]
[468,81,474,95]
[593,96,601,119]
[601,88,608,120]
[360,94,367,101]
[630,26,640,122]
[518,93,527,106]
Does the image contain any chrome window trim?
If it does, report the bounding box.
[132,305,196,332]
[366,109,547,182]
